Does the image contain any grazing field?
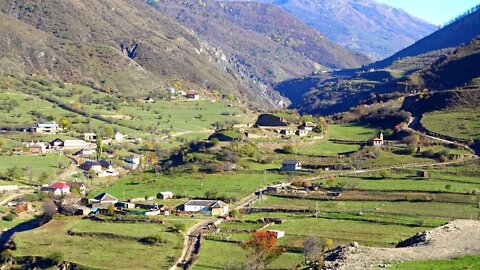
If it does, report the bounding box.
[354,150,434,169]
[254,214,426,247]
[193,240,303,270]
[0,154,69,183]
[326,123,378,141]
[0,78,250,142]
[421,109,480,140]
[13,217,183,269]
[260,196,479,220]
[295,123,377,156]
[392,255,480,270]
[296,140,360,156]
[70,219,170,238]
[95,171,285,200]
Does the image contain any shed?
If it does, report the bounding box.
[157,192,174,200]
[281,160,302,171]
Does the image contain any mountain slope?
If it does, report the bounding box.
[375,6,480,69]
[276,7,480,115]
[407,37,480,91]
[247,0,436,60]
[152,0,369,85]
[0,0,285,108]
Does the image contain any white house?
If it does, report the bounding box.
[83,133,97,142]
[114,132,124,142]
[370,132,384,147]
[299,122,316,131]
[41,182,71,196]
[63,140,92,150]
[89,193,118,205]
[267,230,285,239]
[185,90,200,100]
[157,191,174,200]
[281,160,302,171]
[34,121,62,134]
[182,200,229,216]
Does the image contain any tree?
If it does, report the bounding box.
[47,251,64,265]
[5,166,22,181]
[379,170,391,179]
[173,223,186,232]
[142,173,153,184]
[58,116,69,129]
[241,232,285,270]
[107,204,115,216]
[403,134,420,146]
[204,189,219,199]
[282,145,295,154]
[42,199,57,221]
[96,134,103,161]
[104,126,114,138]
[303,235,324,266]
[38,172,50,186]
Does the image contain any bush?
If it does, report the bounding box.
[2,213,15,221]
[47,251,64,264]
[173,223,186,232]
[282,145,295,154]
[140,234,167,245]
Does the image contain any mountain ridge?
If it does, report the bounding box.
[234,0,437,60]
[0,0,288,109]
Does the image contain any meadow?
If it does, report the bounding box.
[0,154,69,184]
[392,255,480,270]
[94,170,286,201]
[13,216,183,269]
[421,109,480,140]
[193,240,303,270]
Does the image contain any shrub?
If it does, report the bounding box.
[47,251,64,264]
[140,234,167,245]
[282,145,295,154]
[2,213,15,221]
[173,223,186,232]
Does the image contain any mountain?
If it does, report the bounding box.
[0,0,287,109]
[406,37,480,92]
[374,6,480,69]
[244,0,436,60]
[150,0,369,85]
[276,8,480,115]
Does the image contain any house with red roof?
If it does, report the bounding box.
[185,90,200,100]
[49,182,71,195]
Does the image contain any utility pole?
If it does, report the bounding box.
[315,201,319,219]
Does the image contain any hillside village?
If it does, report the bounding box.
[0,1,479,270]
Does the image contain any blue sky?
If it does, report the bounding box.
[376,0,480,25]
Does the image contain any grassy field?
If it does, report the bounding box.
[392,255,480,270]
[295,123,377,157]
[94,171,286,201]
[260,196,480,220]
[193,240,303,270]
[296,140,360,156]
[0,154,69,184]
[326,123,378,141]
[13,216,183,269]
[70,219,171,238]
[256,214,426,247]
[0,78,250,143]
[422,109,480,140]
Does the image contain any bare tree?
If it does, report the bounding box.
[42,199,57,221]
[303,235,324,267]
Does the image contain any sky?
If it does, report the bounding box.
[376,0,480,25]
